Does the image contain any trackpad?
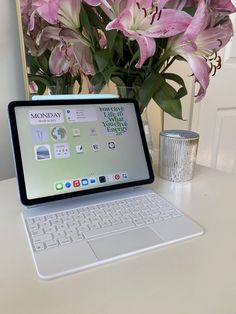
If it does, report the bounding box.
[88,227,163,260]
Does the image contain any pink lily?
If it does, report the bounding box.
[58,0,82,29]
[83,0,110,6]
[206,0,236,14]
[167,0,234,101]
[106,0,192,68]
[29,0,59,31]
[49,29,95,76]
[49,45,74,76]
[83,0,128,20]
[162,0,196,10]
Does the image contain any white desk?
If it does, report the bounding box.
[1,166,236,314]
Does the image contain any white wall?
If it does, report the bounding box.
[0,1,25,180]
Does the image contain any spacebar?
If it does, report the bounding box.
[82,222,135,239]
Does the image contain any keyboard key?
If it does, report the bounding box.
[33,242,45,252]
[45,240,58,249]
[54,230,66,239]
[133,218,145,226]
[71,234,84,242]
[78,225,90,233]
[27,218,35,225]
[34,216,45,223]
[58,237,72,246]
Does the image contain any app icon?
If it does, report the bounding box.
[32,127,49,143]
[65,181,72,189]
[108,141,115,150]
[99,176,106,183]
[81,178,89,186]
[72,128,80,137]
[54,143,70,159]
[89,178,96,185]
[73,180,80,188]
[92,143,100,152]
[34,145,51,161]
[75,145,83,153]
[114,174,121,181]
[55,182,63,191]
[106,174,114,183]
[122,172,128,180]
[51,126,67,141]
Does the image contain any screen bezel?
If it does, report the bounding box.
[8,98,154,206]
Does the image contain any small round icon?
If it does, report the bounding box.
[55,182,63,191]
[65,181,72,189]
[108,142,115,150]
[114,174,120,181]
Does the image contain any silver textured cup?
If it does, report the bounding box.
[159,130,199,182]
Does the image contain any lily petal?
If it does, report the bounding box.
[33,0,59,24]
[135,36,156,68]
[59,28,90,46]
[83,0,112,8]
[49,45,70,76]
[185,53,210,102]
[196,17,233,51]
[58,0,81,29]
[72,43,95,75]
[184,0,208,41]
[208,0,236,13]
[139,9,192,38]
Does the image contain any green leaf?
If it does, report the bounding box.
[111,76,125,87]
[28,75,49,95]
[139,73,165,112]
[113,34,124,60]
[94,49,112,72]
[80,4,98,44]
[175,86,188,99]
[153,82,183,119]
[37,53,49,73]
[81,4,103,29]
[130,50,140,66]
[28,74,50,87]
[28,56,40,74]
[163,73,185,86]
[105,30,117,52]
[102,66,119,83]
[90,72,106,92]
[35,81,46,95]
[183,6,196,17]
[163,73,187,99]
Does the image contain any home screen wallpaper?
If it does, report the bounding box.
[15,102,150,199]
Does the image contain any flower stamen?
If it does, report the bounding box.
[217,39,223,47]
[150,7,158,25]
[212,65,217,76]
[208,52,221,76]
[142,7,147,18]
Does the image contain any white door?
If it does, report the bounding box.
[191,11,236,173]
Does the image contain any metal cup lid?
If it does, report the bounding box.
[160,129,199,140]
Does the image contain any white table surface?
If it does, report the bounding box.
[1,165,236,314]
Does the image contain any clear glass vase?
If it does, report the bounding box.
[116,85,153,154]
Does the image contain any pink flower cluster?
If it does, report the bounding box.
[21,0,235,102]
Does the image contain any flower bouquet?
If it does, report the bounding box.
[19,0,235,118]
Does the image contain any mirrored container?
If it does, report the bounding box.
[159,130,199,182]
